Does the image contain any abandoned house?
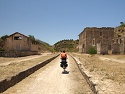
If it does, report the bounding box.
[112,27,125,54]
[0,32,39,56]
[79,27,114,54]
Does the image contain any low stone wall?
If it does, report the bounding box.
[0,51,39,57]
[0,52,17,57]
[0,54,59,93]
[70,55,98,94]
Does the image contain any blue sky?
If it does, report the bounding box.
[0,0,125,45]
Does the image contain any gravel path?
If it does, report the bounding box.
[2,55,92,94]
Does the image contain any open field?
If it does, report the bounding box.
[0,53,58,81]
[1,52,125,93]
[2,55,93,94]
[71,53,125,93]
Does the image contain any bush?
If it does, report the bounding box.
[0,46,5,51]
[88,46,97,54]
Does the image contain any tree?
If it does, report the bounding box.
[35,39,41,44]
[0,35,8,40]
[0,35,8,51]
[120,22,125,27]
[0,46,5,51]
[28,35,35,40]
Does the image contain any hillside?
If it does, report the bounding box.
[54,39,79,52]
[38,41,55,53]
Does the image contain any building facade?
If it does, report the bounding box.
[79,27,114,54]
[112,27,125,54]
[1,32,39,56]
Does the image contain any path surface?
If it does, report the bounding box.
[2,55,92,94]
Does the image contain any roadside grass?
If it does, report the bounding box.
[0,54,58,81]
[72,53,125,83]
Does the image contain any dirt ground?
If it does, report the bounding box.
[71,53,125,94]
[1,53,125,94]
[0,53,57,81]
[2,55,93,94]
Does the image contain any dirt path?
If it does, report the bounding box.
[2,55,93,94]
[0,53,52,66]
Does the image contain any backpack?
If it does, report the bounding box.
[61,53,67,58]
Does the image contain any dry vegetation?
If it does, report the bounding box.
[72,53,125,83]
[71,53,125,93]
[0,53,58,81]
[1,52,125,93]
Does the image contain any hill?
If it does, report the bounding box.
[54,39,79,52]
[38,40,55,53]
[28,35,55,52]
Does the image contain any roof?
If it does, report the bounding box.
[79,27,114,36]
[6,32,39,44]
[8,32,29,38]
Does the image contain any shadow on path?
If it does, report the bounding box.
[62,70,69,74]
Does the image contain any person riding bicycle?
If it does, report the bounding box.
[60,50,68,68]
[61,50,67,61]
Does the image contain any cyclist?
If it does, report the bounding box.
[61,50,67,61]
[60,50,68,68]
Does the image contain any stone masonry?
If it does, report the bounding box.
[79,27,115,54]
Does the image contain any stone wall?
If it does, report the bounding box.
[3,32,38,52]
[112,44,120,54]
[0,51,39,57]
[79,27,114,54]
[101,44,108,54]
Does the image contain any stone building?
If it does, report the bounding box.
[79,27,114,54]
[112,27,125,54]
[0,32,39,56]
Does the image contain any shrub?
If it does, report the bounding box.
[88,46,97,54]
[0,46,5,51]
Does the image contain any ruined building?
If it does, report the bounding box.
[79,27,115,54]
[112,27,125,54]
[79,27,125,54]
[0,32,39,57]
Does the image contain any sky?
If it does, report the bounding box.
[0,0,125,45]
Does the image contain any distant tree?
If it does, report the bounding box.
[0,46,5,51]
[0,35,8,40]
[28,35,35,40]
[119,22,125,27]
[35,39,41,44]
[0,35,8,51]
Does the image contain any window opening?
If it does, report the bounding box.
[118,39,122,44]
[92,39,95,46]
[100,32,102,36]
[14,36,22,40]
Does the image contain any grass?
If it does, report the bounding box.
[72,53,125,83]
[0,54,58,81]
